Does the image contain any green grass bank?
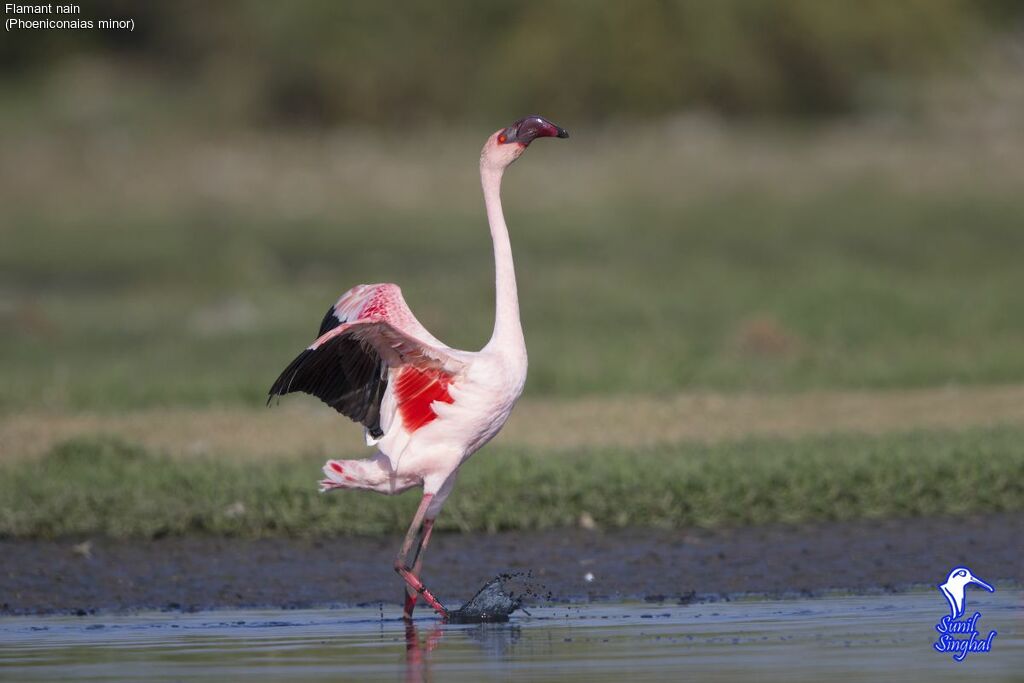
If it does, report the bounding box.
[2,426,1020,539]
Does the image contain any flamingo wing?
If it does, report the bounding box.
[267,283,463,439]
[317,283,445,347]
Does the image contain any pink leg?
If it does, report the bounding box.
[395,494,446,619]
[403,518,437,617]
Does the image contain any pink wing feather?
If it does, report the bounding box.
[326,284,444,347]
[268,283,462,439]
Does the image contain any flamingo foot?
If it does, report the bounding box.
[396,566,448,618]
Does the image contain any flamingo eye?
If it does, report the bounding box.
[497,133,507,144]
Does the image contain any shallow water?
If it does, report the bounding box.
[1,591,1020,682]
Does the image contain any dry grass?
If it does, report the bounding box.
[4,384,1024,462]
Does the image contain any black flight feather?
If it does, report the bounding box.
[267,329,387,438]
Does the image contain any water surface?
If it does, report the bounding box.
[2,590,1020,682]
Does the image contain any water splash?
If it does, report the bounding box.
[446,572,548,624]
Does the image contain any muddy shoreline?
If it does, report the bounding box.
[2,514,1021,616]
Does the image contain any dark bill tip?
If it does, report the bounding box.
[506,115,569,145]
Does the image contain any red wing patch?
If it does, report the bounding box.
[395,366,454,432]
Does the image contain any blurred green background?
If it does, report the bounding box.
[3,0,1021,124]
[2,1,1024,536]
[3,0,1024,412]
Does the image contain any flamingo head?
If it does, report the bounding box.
[482,115,569,170]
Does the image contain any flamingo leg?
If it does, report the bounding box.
[403,518,437,618]
[395,493,447,619]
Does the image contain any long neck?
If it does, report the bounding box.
[481,163,524,353]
